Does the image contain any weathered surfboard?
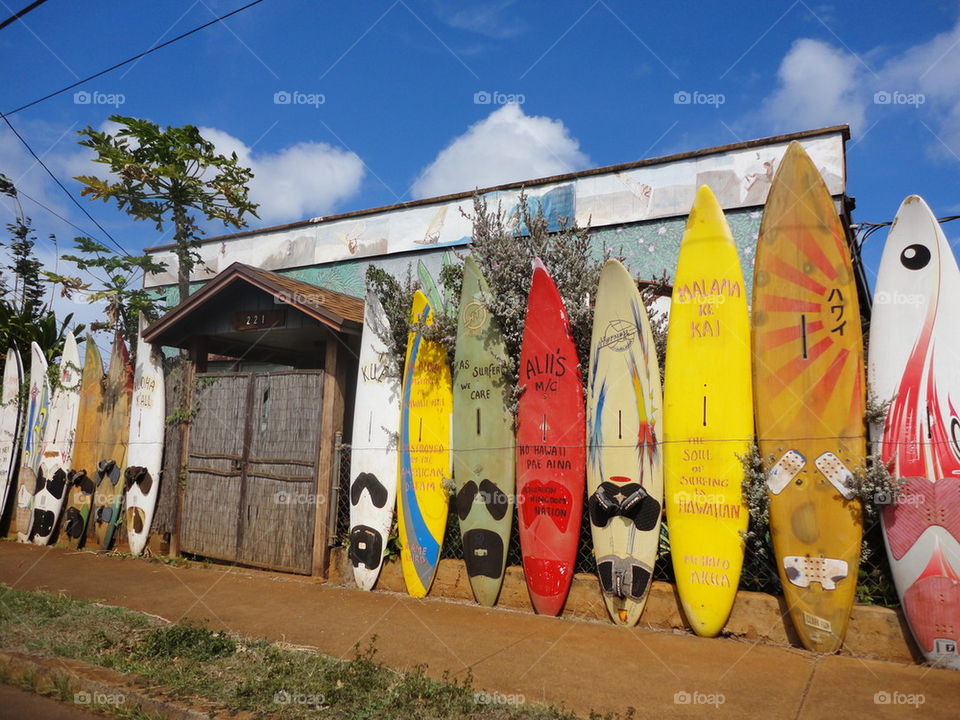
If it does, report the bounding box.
[16,343,49,542]
[452,255,515,606]
[125,316,165,556]
[349,291,400,591]
[62,337,104,549]
[93,333,133,550]
[664,186,752,636]
[397,290,452,597]
[32,332,82,545]
[587,258,663,625]
[0,347,24,520]
[752,141,865,653]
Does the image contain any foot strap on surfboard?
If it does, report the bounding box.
[596,554,652,600]
[589,481,660,531]
[783,555,848,590]
[814,452,857,499]
[68,469,96,496]
[124,466,152,493]
[766,450,805,494]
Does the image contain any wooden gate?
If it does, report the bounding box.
[180,370,324,573]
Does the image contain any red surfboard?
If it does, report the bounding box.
[516,258,586,616]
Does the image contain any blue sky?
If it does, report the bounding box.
[2,0,960,330]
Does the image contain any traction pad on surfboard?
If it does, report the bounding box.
[783,555,848,590]
[124,465,153,494]
[463,528,504,579]
[349,525,383,570]
[31,509,56,538]
[63,506,87,540]
[69,470,97,496]
[814,452,856,499]
[597,555,652,600]
[350,472,388,509]
[904,575,960,656]
[43,468,68,499]
[456,479,509,522]
[589,481,660,531]
[766,450,805,494]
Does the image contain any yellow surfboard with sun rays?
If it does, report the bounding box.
[664,185,753,637]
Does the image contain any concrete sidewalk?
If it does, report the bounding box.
[0,541,956,719]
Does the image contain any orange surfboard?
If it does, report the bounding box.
[751,141,865,653]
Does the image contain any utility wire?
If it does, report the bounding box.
[4,0,269,116]
[854,214,960,247]
[0,110,127,255]
[12,186,99,239]
[0,0,50,31]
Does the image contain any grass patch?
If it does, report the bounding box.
[0,585,622,719]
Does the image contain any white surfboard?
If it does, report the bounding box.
[125,315,166,556]
[869,195,960,670]
[32,332,82,545]
[0,347,24,519]
[16,342,50,542]
[348,291,401,590]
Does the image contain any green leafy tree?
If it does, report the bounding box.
[44,236,167,355]
[0,173,84,368]
[75,116,259,304]
[1,172,46,318]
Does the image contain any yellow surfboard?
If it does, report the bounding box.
[397,290,453,597]
[664,185,752,637]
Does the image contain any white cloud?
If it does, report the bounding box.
[411,103,589,199]
[436,0,525,39]
[198,128,365,223]
[763,38,868,132]
[761,16,960,155]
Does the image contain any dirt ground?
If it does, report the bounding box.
[1,540,957,719]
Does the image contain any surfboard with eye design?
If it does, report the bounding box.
[397,290,452,598]
[870,195,960,670]
[349,291,400,591]
[752,141,865,653]
[452,256,515,607]
[587,258,663,626]
[516,259,585,616]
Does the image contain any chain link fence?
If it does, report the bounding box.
[332,442,899,607]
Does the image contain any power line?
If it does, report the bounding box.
[0,0,50,31]
[854,214,960,247]
[13,186,102,239]
[0,110,127,255]
[4,0,269,116]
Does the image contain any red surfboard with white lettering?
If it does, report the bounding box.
[516,258,585,616]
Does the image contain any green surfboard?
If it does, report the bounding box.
[452,256,515,606]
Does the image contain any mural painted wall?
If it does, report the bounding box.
[155,207,764,311]
[144,132,845,292]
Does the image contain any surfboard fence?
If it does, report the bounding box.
[330,442,900,608]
